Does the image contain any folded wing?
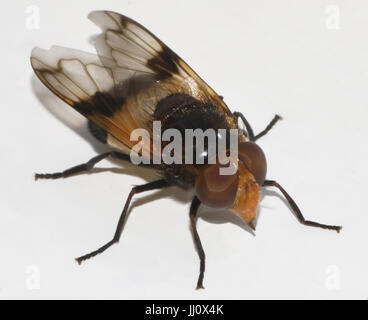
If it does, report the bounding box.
[31,10,235,159]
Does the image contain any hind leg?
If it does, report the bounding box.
[35,151,132,180]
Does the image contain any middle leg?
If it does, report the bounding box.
[75,179,171,264]
[189,196,205,289]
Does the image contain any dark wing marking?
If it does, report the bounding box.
[31,11,238,159]
[31,46,139,154]
[88,11,235,119]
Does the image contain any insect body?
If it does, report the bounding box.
[31,11,341,289]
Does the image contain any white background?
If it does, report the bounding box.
[1,0,368,299]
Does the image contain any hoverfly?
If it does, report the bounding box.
[31,11,341,289]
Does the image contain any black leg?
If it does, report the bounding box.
[35,151,134,180]
[263,180,342,232]
[75,179,171,264]
[189,196,205,289]
[253,114,282,141]
[234,112,282,142]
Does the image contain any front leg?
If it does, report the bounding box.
[234,112,282,141]
[263,180,342,232]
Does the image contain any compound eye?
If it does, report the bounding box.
[195,162,238,208]
[238,142,267,185]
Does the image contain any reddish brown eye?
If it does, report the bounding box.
[238,142,267,185]
[195,163,239,208]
